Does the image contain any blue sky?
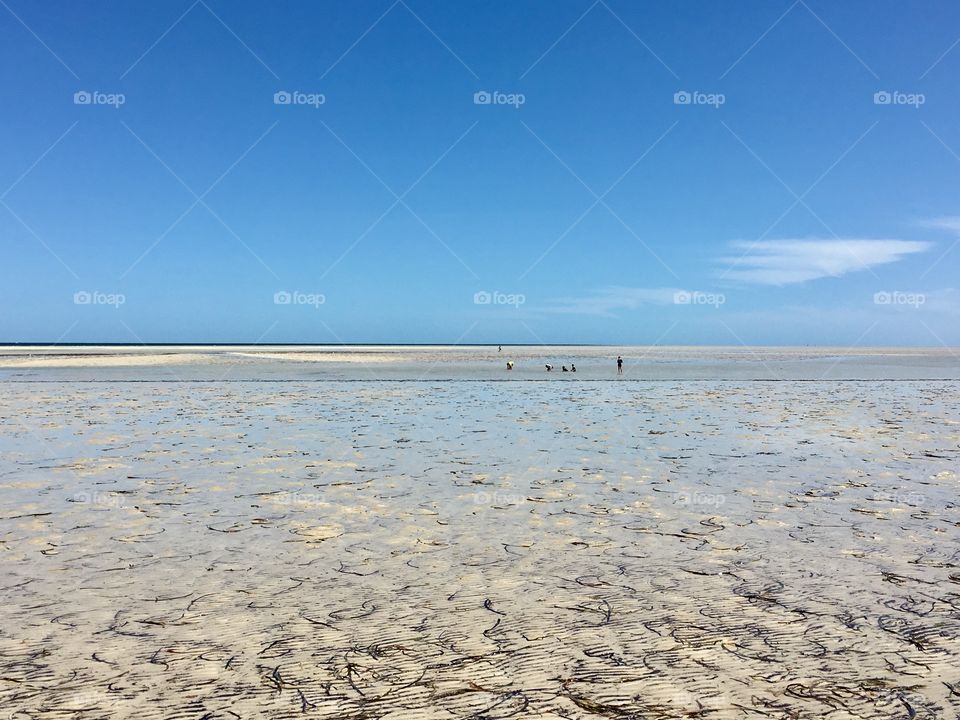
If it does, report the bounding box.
[2,0,959,345]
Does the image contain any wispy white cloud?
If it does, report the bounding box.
[918,216,960,234]
[537,286,679,317]
[719,239,931,285]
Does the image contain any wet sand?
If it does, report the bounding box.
[1,348,959,718]
[2,344,959,380]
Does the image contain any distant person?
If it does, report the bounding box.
[617,355,623,375]
[562,365,568,372]
[506,361,513,370]
[498,345,502,352]
[571,363,576,372]
[545,364,553,372]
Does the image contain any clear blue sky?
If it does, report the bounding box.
[2,0,959,345]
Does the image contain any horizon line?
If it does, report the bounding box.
[1,342,957,350]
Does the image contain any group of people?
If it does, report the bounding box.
[501,351,625,374]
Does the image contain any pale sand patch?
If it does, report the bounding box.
[0,352,215,368]
[229,351,404,363]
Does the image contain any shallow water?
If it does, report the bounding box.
[1,360,959,718]
[1,344,958,381]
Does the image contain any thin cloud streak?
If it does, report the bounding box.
[535,286,680,317]
[718,239,931,285]
[918,216,960,234]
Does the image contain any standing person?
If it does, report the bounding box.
[617,355,623,375]
[498,345,502,352]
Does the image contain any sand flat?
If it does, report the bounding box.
[1,350,959,718]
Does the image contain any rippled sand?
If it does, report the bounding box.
[1,364,959,718]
